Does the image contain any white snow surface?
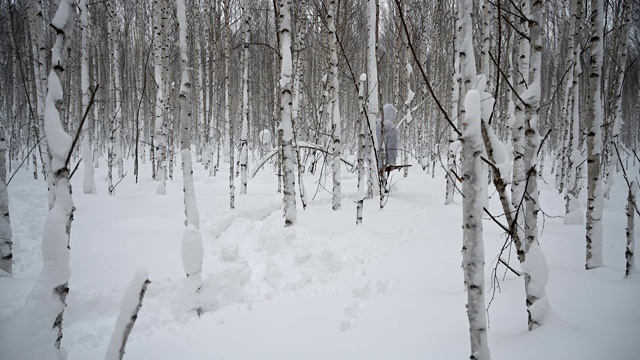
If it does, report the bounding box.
[1,155,639,359]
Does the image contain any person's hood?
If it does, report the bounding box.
[383,104,397,123]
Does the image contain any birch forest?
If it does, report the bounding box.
[1,0,639,359]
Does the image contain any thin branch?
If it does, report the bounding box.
[65,85,99,169]
[6,136,46,186]
[395,0,461,137]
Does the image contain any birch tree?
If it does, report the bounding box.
[564,1,584,221]
[177,0,204,278]
[18,1,77,355]
[80,0,97,195]
[459,1,491,357]
[586,0,605,269]
[367,0,381,203]
[327,0,342,210]
[445,4,461,205]
[0,123,11,275]
[153,0,168,195]
[604,1,631,199]
[356,73,367,224]
[625,181,637,277]
[225,0,235,209]
[521,0,549,329]
[279,0,297,226]
[240,10,250,195]
[27,0,54,207]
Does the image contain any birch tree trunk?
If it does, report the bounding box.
[240,11,250,195]
[154,0,167,195]
[604,1,631,199]
[459,1,491,357]
[27,0,54,207]
[564,1,584,220]
[367,0,381,201]
[22,1,77,354]
[521,0,549,330]
[356,73,367,224]
[0,124,11,275]
[278,0,297,227]
[625,181,637,277]
[445,5,461,206]
[177,0,204,278]
[225,0,235,209]
[511,1,530,222]
[586,0,605,269]
[328,0,341,210]
[80,0,97,195]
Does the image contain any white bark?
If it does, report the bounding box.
[104,269,150,360]
[356,74,367,224]
[604,1,631,199]
[586,0,605,269]
[459,1,491,358]
[153,0,167,195]
[177,0,203,277]
[240,11,250,195]
[225,0,235,209]
[521,0,550,330]
[328,0,341,210]
[446,6,461,205]
[22,1,77,353]
[279,0,297,227]
[367,0,380,201]
[80,0,97,195]
[511,0,530,221]
[625,181,637,278]
[28,0,54,208]
[0,124,11,274]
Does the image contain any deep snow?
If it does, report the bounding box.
[1,153,639,359]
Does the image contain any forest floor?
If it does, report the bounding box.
[1,154,639,359]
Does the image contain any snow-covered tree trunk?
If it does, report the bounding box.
[104,269,150,360]
[80,0,97,195]
[604,1,631,199]
[28,0,54,207]
[459,1,491,358]
[367,0,381,201]
[111,3,123,180]
[292,6,308,210]
[402,65,413,178]
[445,6,461,206]
[521,0,549,330]
[176,0,204,278]
[564,1,584,221]
[511,1,530,221]
[356,73,367,224]
[565,50,583,217]
[22,1,77,354]
[585,0,605,270]
[225,0,235,209]
[557,0,580,195]
[0,124,11,275]
[240,11,250,195]
[153,0,167,195]
[461,90,491,360]
[625,181,637,278]
[279,0,297,227]
[328,0,341,210]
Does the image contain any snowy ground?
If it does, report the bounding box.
[1,154,639,359]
